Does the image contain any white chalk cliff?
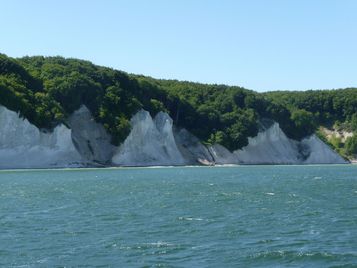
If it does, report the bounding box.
[208,144,238,165]
[232,122,348,164]
[112,110,186,166]
[0,105,349,169]
[68,105,115,165]
[0,105,83,168]
[234,122,300,164]
[174,128,214,165]
[300,135,348,164]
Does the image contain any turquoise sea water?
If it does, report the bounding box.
[0,165,356,267]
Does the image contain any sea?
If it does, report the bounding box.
[0,165,356,267]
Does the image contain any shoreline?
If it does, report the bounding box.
[0,163,354,172]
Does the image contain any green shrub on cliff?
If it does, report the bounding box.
[345,135,357,156]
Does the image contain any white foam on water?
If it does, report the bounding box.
[146,241,174,247]
[178,216,204,221]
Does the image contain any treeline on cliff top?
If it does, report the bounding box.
[0,53,356,152]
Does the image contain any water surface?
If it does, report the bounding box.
[1,165,356,267]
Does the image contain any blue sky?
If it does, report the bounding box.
[1,0,356,91]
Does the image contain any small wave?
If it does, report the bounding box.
[216,192,241,197]
[23,205,72,215]
[146,166,176,168]
[146,241,174,247]
[265,192,275,196]
[36,257,49,264]
[120,241,178,251]
[178,216,204,221]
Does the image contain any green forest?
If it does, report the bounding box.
[1,53,356,158]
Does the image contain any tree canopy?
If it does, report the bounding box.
[0,53,356,152]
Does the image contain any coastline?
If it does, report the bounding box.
[0,162,354,173]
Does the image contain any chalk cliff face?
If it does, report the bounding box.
[0,105,348,168]
[0,105,83,168]
[154,112,186,164]
[232,122,348,165]
[234,123,301,164]
[111,110,186,166]
[68,105,115,165]
[208,144,238,165]
[301,135,348,164]
[173,128,214,165]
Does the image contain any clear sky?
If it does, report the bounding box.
[1,0,356,92]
